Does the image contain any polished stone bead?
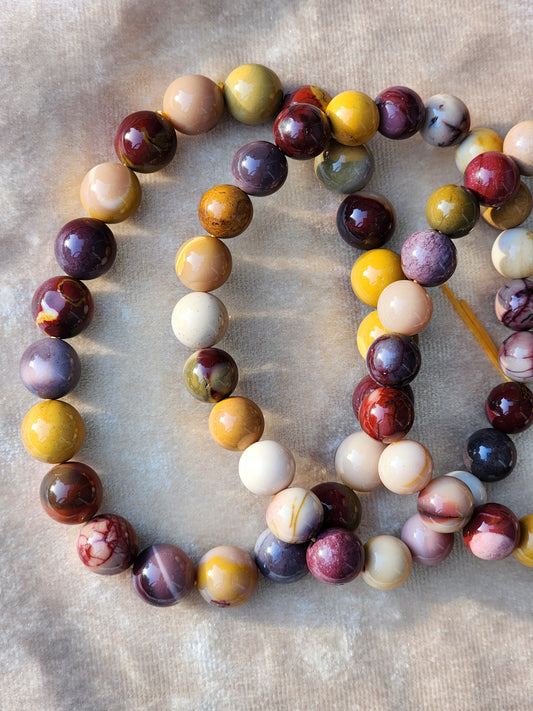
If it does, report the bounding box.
[19,338,80,399]
[463,503,519,560]
[378,439,433,495]
[21,399,85,463]
[77,514,138,575]
[224,64,283,125]
[351,248,404,307]
[417,476,474,533]
[401,229,457,286]
[326,90,379,146]
[353,375,413,421]
[444,470,487,507]
[254,529,309,583]
[175,235,232,292]
[358,385,415,443]
[32,276,94,338]
[464,151,520,207]
[455,127,504,173]
[481,182,532,230]
[492,228,533,279]
[132,544,195,606]
[282,85,331,111]
[366,333,421,387]
[114,110,177,172]
[40,461,103,524]
[171,291,228,349]
[495,278,533,331]
[401,513,454,565]
[361,535,412,589]
[503,120,533,176]
[463,427,516,482]
[334,430,386,493]
[196,545,257,607]
[337,193,395,250]
[357,310,389,359]
[513,514,533,566]
[499,331,533,382]
[238,440,295,496]
[420,94,470,147]
[375,86,424,139]
[485,381,533,433]
[377,279,433,336]
[198,184,253,238]
[311,481,362,531]
[54,218,117,279]
[274,102,330,160]
[163,74,224,134]
[314,141,374,194]
[208,396,264,451]
[425,185,480,238]
[80,162,141,223]
[307,528,365,584]
[182,347,238,403]
[231,140,288,196]
[266,487,323,543]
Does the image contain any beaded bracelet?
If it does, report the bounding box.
[20,64,533,608]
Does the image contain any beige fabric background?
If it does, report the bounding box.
[1,1,532,709]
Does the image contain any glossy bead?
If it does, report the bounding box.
[175,236,232,292]
[503,120,533,175]
[358,385,415,443]
[513,514,533,567]
[417,476,475,533]
[326,91,379,146]
[357,310,389,359]
[54,218,117,279]
[444,470,487,508]
[401,229,457,286]
[378,439,433,495]
[337,193,395,250]
[182,348,238,403]
[361,535,412,590]
[77,514,138,575]
[491,227,533,279]
[132,544,195,606]
[464,151,520,207]
[353,374,414,419]
[208,396,264,451]
[254,529,309,583]
[454,127,503,173]
[273,102,331,160]
[224,64,282,125]
[19,338,81,399]
[171,291,228,349]
[374,86,424,139]
[334,430,386,492]
[266,487,323,544]
[162,74,224,134]
[114,110,177,172]
[314,141,374,194]
[306,528,365,584]
[40,461,103,524]
[21,399,85,463]
[80,162,141,223]
[366,333,421,388]
[463,503,519,560]
[351,248,404,307]
[481,182,532,230]
[238,440,295,496]
[495,278,533,331]
[377,280,433,336]
[311,482,362,531]
[32,275,94,339]
[463,427,516,482]
[282,85,331,112]
[425,185,480,238]
[198,184,253,238]
[499,331,533,382]
[420,94,470,147]
[231,141,288,196]
[401,513,454,566]
[485,381,533,433]
[196,545,258,608]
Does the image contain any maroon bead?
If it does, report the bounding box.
[485,381,533,433]
[311,482,362,531]
[495,278,533,331]
[366,333,421,387]
[32,276,94,338]
[114,110,177,172]
[55,218,116,280]
[77,514,138,575]
[358,385,415,443]
[464,151,520,207]
[306,528,365,584]
[352,374,414,420]
[40,461,103,524]
[463,503,520,560]
[336,193,396,250]
[282,85,331,112]
[231,141,288,196]
[375,86,424,140]
[274,103,331,160]
[132,544,195,606]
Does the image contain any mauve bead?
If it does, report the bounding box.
[254,529,309,583]
[495,278,533,331]
[353,373,414,420]
[77,514,138,575]
[231,140,288,196]
[366,333,421,387]
[463,503,520,560]
[32,276,94,338]
[132,544,195,606]
[400,229,457,286]
[311,482,362,531]
[273,102,331,160]
[464,151,520,207]
[54,218,117,280]
[337,193,395,250]
[420,94,470,147]
[40,461,103,524]
[486,381,533,433]
[358,385,415,443]
[499,331,533,382]
[463,427,517,482]
[375,86,424,140]
[306,527,365,584]
[114,110,177,172]
[401,513,454,565]
[19,337,81,399]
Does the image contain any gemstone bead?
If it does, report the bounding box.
[417,476,474,533]
[377,279,433,336]
[326,91,379,146]
[21,399,85,463]
[254,529,309,583]
[366,333,421,387]
[182,347,238,403]
[198,184,253,238]
[132,544,195,606]
[357,310,389,359]
[400,229,457,286]
[238,440,295,496]
[454,127,504,173]
[378,439,433,495]
[351,248,404,307]
[40,461,103,524]
[32,276,94,339]
[485,382,533,433]
[337,193,396,250]
[224,64,283,125]
[163,74,224,134]
[353,373,414,419]
[306,528,365,585]
[114,110,177,172]
[444,470,487,508]
[464,151,520,207]
[175,236,232,292]
[401,513,454,566]
[54,218,117,279]
[314,141,374,194]
[499,331,533,382]
[80,162,141,223]
[196,545,258,607]
[231,141,288,196]
[282,85,331,112]
[495,278,533,331]
[266,487,323,544]
[171,291,228,349]
[503,120,533,176]
[481,182,532,230]
[273,102,331,160]
[334,430,386,492]
[513,514,533,567]
[491,227,533,279]
[374,86,424,140]
[463,503,519,560]
[425,185,479,238]
[361,535,412,590]
[77,514,138,575]
[420,94,470,147]
[19,338,81,399]
[208,396,264,451]
[311,482,362,531]
[358,385,415,443]
[463,427,516,482]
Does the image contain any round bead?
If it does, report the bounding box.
[366,333,421,388]
[425,185,480,238]
[491,227,533,279]
[463,503,520,561]
[198,184,253,239]
[417,476,475,533]
[351,248,404,307]
[495,278,533,331]
[357,310,389,359]
[231,140,288,196]
[358,385,415,443]
[337,193,396,250]
[400,229,457,286]
[374,86,424,139]
[80,162,141,223]
[314,141,374,194]
[353,374,414,420]
[282,85,331,112]
[182,347,238,403]
[444,470,487,508]
[171,291,228,349]
[334,430,386,492]
[326,91,379,146]
[208,396,264,451]
[503,120,533,175]
[499,331,533,382]
[224,64,283,125]
[77,514,138,575]
[420,94,470,147]
[162,74,224,134]
[401,513,454,566]
[361,535,412,590]
[273,102,331,160]
[377,280,433,336]
[238,440,295,496]
[481,182,532,230]
[40,461,103,524]
[454,127,504,173]
[21,399,85,463]
[132,544,195,606]
[485,381,533,433]
[306,528,365,585]
[378,439,433,495]
[32,275,94,339]
[513,514,533,567]
[175,236,232,292]
[254,529,309,583]
[19,338,81,399]
[463,427,517,482]
[196,545,258,608]
[464,151,520,207]
[311,482,362,531]
[266,487,323,544]
[54,218,117,279]
[114,110,177,172]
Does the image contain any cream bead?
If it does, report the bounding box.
[491,227,533,278]
[377,279,433,336]
[266,487,323,543]
[80,162,141,223]
[171,292,228,349]
[378,439,433,495]
[454,127,503,173]
[361,535,412,590]
[445,470,487,508]
[334,431,386,492]
[238,440,295,496]
[503,120,533,176]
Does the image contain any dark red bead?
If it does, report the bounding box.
[352,374,413,420]
[463,503,520,560]
[485,381,533,433]
[40,462,103,524]
[306,528,365,584]
[282,85,331,112]
[274,103,331,160]
[32,276,94,338]
[115,110,177,172]
[311,482,362,531]
[464,151,520,207]
[366,333,421,387]
[375,86,424,140]
[336,193,395,250]
[55,218,116,280]
[358,385,415,443]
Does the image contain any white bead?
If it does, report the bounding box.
[238,440,295,496]
[445,470,487,508]
[171,292,228,348]
[378,439,433,495]
[334,430,386,492]
[491,227,533,279]
[265,487,323,543]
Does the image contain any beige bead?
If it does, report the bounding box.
[378,439,433,495]
[175,236,232,292]
[361,535,412,590]
[377,279,433,335]
[80,162,141,223]
[503,120,533,176]
[334,430,386,492]
[454,127,503,173]
[491,227,533,279]
[163,74,224,135]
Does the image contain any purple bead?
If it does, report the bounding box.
[306,528,365,584]
[311,482,362,531]
[231,140,288,196]
[366,333,421,387]
[19,337,81,399]
[486,381,533,433]
[132,544,195,606]
[273,103,331,160]
[254,529,309,583]
[336,192,396,250]
[401,229,457,286]
[54,218,117,280]
[32,276,94,338]
[499,330,533,382]
[495,278,533,331]
[375,86,424,140]
[401,513,454,565]
[463,427,516,482]
[463,503,519,560]
[115,110,177,173]
[421,94,470,147]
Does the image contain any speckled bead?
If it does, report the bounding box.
[378,439,433,495]
[351,248,404,307]
[175,235,232,292]
[499,331,533,382]
[32,276,94,339]
[374,86,424,140]
[400,229,457,286]
[366,333,421,388]
[282,85,332,112]
[20,338,81,399]
[311,482,362,531]
[314,141,374,194]
[361,535,412,590]
[77,514,138,575]
[503,120,533,176]
[485,382,533,433]
[306,528,365,584]
[326,91,379,146]
[420,94,470,147]
[454,127,504,173]
[182,347,238,403]
[254,529,309,583]
[163,74,224,134]
[377,279,433,336]
[358,385,415,443]
[266,487,323,544]
[464,151,520,207]
[198,184,253,238]
[238,440,295,496]
[334,430,386,492]
[208,396,264,451]
[357,310,389,359]
[417,476,475,533]
[444,470,487,508]
[132,544,195,606]
[21,399,85,463]
[40,461,103,524]
[273,102,331,160]
[171,291,228,349]
[463,427,517,482]
[231,140,288,196]
[491,227,533,279]
[463,503,519,560]
[80,162,141,223]
[495,278,533,331]
[196,545,258,608]
[425,185,480,238]
[54,218,117,279]
[224,64,283,125]
[337,193,396,250]
[401,513,454,566]
[513,514,533,567]
[114,110,177,172]
[481,182,532,230]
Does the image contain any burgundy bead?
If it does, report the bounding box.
[306,527,365,584]
[311,482,362,531]
[274,103,331,160]
[366,333,421,387]
[375,86,424,140]
[40,461,103,524]
[400,229,457,287]
[336,193,396,250]
[77,514,138,575]
[495,278,533,331]
[464,151,520,207]
[358,385,415,443]
[254,529,309,583]
[282,85,331,112]
[19,337,81,399]
[463,427,516,482]
[114,110,177,172]
[231,140,288,196]
[463,503,520,560]
[132,544,195,606]
[32,276,94,338]
[55,218,117,280]
[486,381,533,433]
[353,374,414,420]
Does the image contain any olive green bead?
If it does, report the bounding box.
[314,141,374,194]
[224,64,283,125]
[425,184,480,238]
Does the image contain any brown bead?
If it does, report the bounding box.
[208,396,264,451]
[198,184,253,238]
[175,236,232,292]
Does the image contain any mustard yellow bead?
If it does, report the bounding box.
[196,545,258,607]
[481,182,532,230]
[80,162,141,223]
[21,399,85,463]
[351,248,404,307]
[357,310,389,359]
[326,91,379,146]
[208,396,264,451]
[175,235,232,292]
[513,514,533,567]
[425,184,479,238]
[224,64,283,125]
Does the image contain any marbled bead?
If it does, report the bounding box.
[503,120,533,176]
[361,535,412,590]
[498,331,533,382]
[481,182,532,230]
[420,94,470,147]
[444,470,487,508]
[366,333,421,388]
[454,127,504,173]
[19,338,81,399]
[311,482,362,531]
[40,461,103,524]
[77,514,138,575]
[54,218,117,279]
[513,514,533,567]
[224,64,283,125]
[400,513,454,566]
[273,102,331,160]
[353,374,413,420]
[266,487,323,544]
[198,184,253,239]
[464,151,520,207]
[32,276,94,339]
[114,110,177,172]
[21,399,85,463]
[182,347,238,403]
[314,141,374,194]
[231,141,288,196]
[196,546,258,608]
[400,229,457,286]
[357,310,389,359]
[337,193,396,250]
[175,235,232,292]
[351,248,404,307]
[334,430,386,493]
[163,74,224,134]
[463,427,516,482]
[463,503,520,561]
[491,227,533,279]
[326,91,379,146]
[306,528,365,585]
[417,476,474,533]
[495,278,533,331]
[132,544,195,606]
[425,185,480,238]
[378,439,433,495]
[171,291,228,349]
[282,85,332,112]
[358,385,415,443]
[254,529,309,583]
[485,382,533,434]
[377,279,433,336]
[238,440,295,496]
[80,162,141,223]
[374,86,424,139]
[208,396,264,451]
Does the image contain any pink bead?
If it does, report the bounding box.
[503,120,533,176]
[377,279,433,335]
[463,503,519,560]
[77,514,138,575]
[401,513,454,565]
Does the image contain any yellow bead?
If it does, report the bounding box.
[21,399,85,463]
[513,514,533,567]
[224,64,283,125]
[196,545,258,607]
[80,162,141,223]
[208,396,264,451]
[326,91,379,146]
[351,248,404,307]
[481,182,532,230]
[454,127,504,173]
[357,310,389,359]
[175,235,232,292]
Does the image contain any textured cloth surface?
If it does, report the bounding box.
[1,1,532,709]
